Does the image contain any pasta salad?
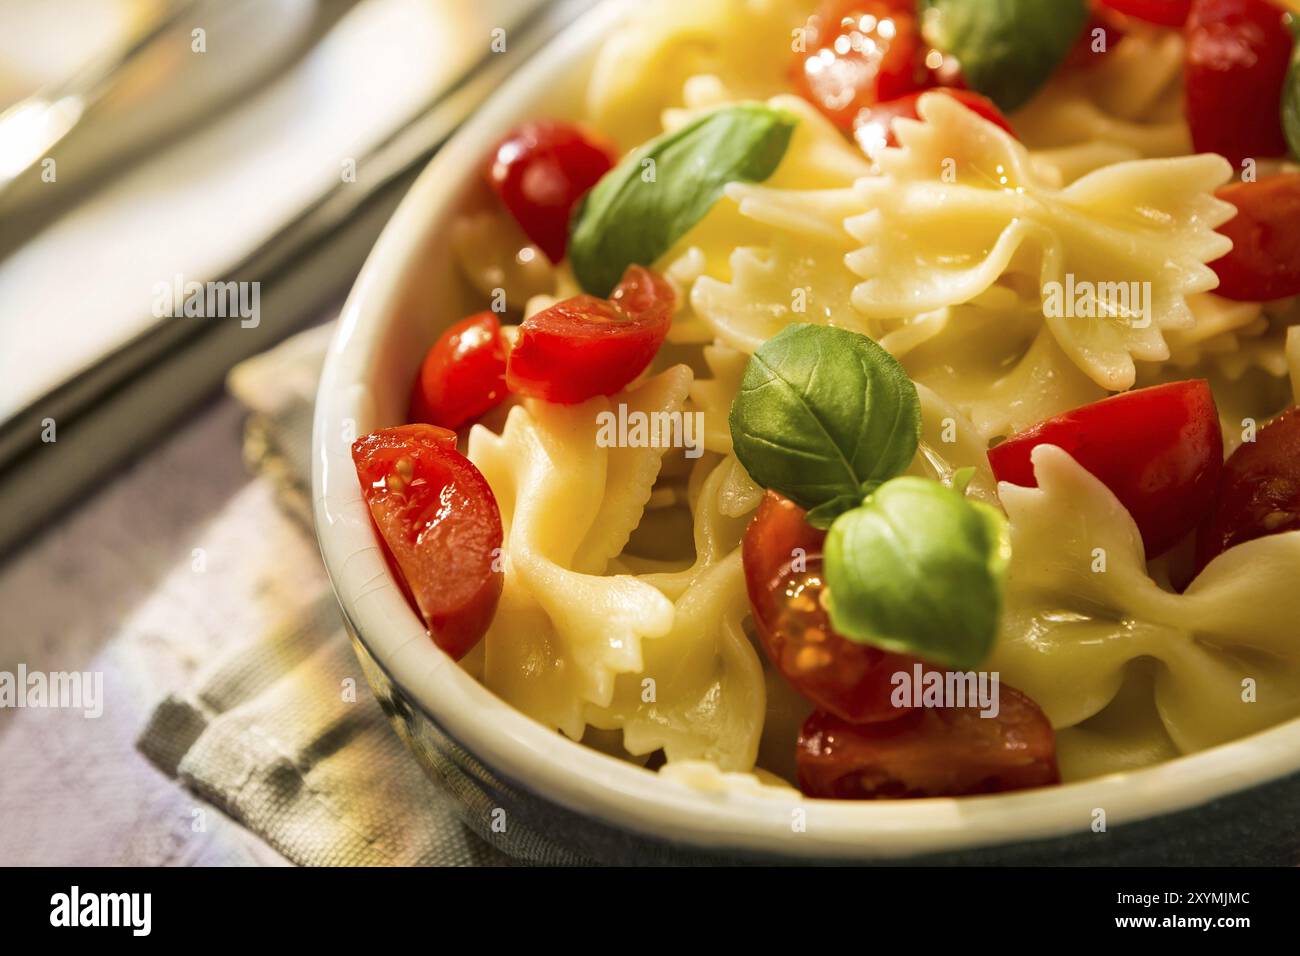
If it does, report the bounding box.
[351,0,1300,799]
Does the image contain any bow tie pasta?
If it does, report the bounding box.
[468,368,690,737]
[847,93,1235,392]
[991,445,1300,759]
[1014,25,1190,163]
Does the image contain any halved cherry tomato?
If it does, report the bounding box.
[408,312,508,430]
[1099,0,1191,26]
[742,491,918,724]
[1184,0,1292,165]
[988,381,1223,557]
[791,0,928,131]
[1195,406,1300,573]
[797,688,1060,799]
[486,120,617,264]
[1210,174,1300,301]
[505,265,673,404]
[352,424,504,660]
[852,89,1016,154]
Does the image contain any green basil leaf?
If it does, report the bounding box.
[805,493,868,531]
[823,477,1010,669]
[1285,30,1300,160]
[920,0,1089,112]
[569,104,797,297]
[728,324,921,511]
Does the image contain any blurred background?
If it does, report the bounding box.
[0,0,594,866]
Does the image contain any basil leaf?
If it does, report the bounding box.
[805,493,868,531]
[728,324,921,511]
[920,0,1089,112]
[1285,29,1300,160]
[823,477,1010,669]
[569,104,797,297]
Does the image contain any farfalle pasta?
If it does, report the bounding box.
[1014,25,1190,162]
[847,93,1235,391]
[349,0,1300,801]
[991,445,1300,755]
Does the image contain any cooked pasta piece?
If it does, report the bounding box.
[586,0,806,150]
[847,93,1235,391]
[990,445,1300,758]
[469,368,692,738]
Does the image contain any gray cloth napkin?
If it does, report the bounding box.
[137,323,513,866]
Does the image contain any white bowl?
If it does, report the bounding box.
[312,0,1300,864]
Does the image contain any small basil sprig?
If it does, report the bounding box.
[824,478,1010,669]
[569,104,798,297]
[920,0,1089,112]
[1285,16,1300,160]
[728,324,1009,667]
[728,324,921,527]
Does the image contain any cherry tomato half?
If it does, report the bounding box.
[352,425,504,660]
[988,380,1224,557]
[1099,0,1192,26]
[408,312,509,430]
[797,689,1060,799]
[505,265,674,404]
[852,89,1016,154]
[1195,406,1300,573]
[1210,173,1300,302]
[791,0,928,131]
[742,491,919,724]
[1184,0,1292,165]
[486,120,617,264]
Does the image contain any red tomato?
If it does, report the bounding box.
[1099,0,1191,26]
[791,0,928,130]
[486,120,617,263]
[1210,174,1300,301]
[988,381,1224,557]
[742,491,918,724]
[1184,0,1292,165]
[352,425,503,660]
[796,689,1060,799]
[1195,406,1300,573]
[408,312,508,430]
[853,89,1016,154]
[505,265,674,404]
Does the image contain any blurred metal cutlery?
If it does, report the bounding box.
[0,0,326,246]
